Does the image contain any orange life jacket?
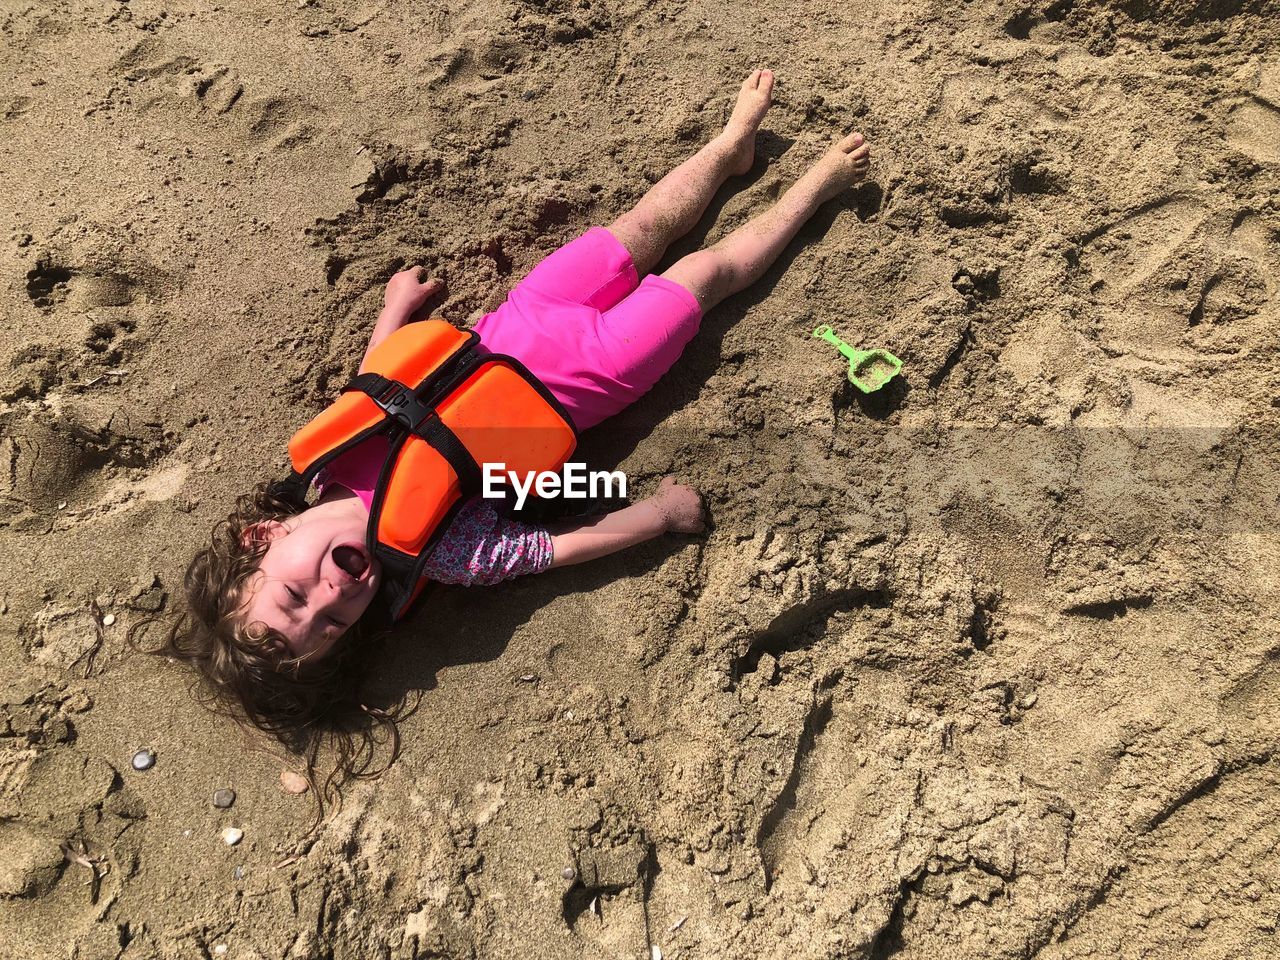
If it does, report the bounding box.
[272,320,577,621]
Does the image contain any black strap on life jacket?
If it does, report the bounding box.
[342,372,482,495]
[344,373,434,431]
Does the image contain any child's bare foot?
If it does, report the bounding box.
[717,69,774,176]
[799,131,872,203]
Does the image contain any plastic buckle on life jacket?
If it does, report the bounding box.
[368,377,432,431]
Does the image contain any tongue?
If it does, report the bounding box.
[333,546,368,578]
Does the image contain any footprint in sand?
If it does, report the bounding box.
[115,37,245,117]
[1,409,118,515]
[1223,60,1280,163]
[116,34,335,148]
[115,37,333,153]
[116,35,331,150]
[26,259,140,313]
[1226,59,1280,165]
[11,233,171,400]
[755,686,911,896]
[1188,253,1269,327]
[185,66,244,115]
[421,34,530,96]
[245,96,321,150]
[1227,98,1280,164]
[1185,213,1280,348]
[0,401,184,532]
[21,605,103,672]
[1079,198,1219,358]
[1080,198,1209,301]
[1081,199,1279,359]
[0,754,123,951]
[23,243,164,315]
[936,71,1069,128]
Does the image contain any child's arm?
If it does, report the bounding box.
[417,479,705,586]
[547,477,706,568]
[359,267,445,374]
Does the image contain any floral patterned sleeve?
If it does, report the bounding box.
[421,498,555,586]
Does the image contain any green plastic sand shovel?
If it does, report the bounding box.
[812,324,903,393]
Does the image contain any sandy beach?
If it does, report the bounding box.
[3,0,1280,956]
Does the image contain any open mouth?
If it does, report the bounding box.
[332,543,370,581]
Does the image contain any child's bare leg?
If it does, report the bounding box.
[662,132,872,312]
[609,70,774,275]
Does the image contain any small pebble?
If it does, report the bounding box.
[102,613,116,627]
[131,749,156,771]
[561,866,576,882]
[221,827,244,846]
[233,865,246,880]
[1020,693,1038,709]
[280,769,309,794]
[212,788,236,808]
[519,674,537,682]
[212,945,228,957]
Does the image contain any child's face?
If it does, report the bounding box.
[238,502,381,661]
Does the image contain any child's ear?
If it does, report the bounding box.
[241,520,287,549]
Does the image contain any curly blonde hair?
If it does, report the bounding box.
[130,481,407,822]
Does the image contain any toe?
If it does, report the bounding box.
[759,70,774,98]
[850,143,871,161]
[836,132,866,153]
[744,69,761,91]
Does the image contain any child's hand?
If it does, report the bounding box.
[654,476,707,534]
[384,266,444,318]
[546,476,706,568]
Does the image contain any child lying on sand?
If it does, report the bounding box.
[156,69,870,777]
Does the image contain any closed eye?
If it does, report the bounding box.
[286,586,304,604]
